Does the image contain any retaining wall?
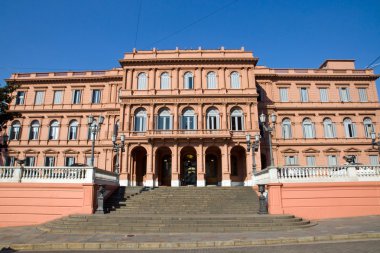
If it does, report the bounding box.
[267,182,380,220]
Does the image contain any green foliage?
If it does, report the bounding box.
[0,81,22,131]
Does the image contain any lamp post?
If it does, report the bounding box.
[87,115,104,167]
[259,112,277,168]
[112,133,125,174]
[371,131,380,153]
[246,133,260,173]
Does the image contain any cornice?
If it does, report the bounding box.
[119,58,259,67]
[5,76,123,84]
[255,73,380,81]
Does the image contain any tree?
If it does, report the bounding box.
[0,81,21,132]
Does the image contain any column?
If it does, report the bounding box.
[173,68,179,94]
[119,144,129,186]
[171,145,180,187]
[196,68,202,91]
[197,104,203,131]
[149,104,155,132]
[219,68,226,91]
[173,104,179,130]
[242,68,249,89]
[247,103,252,130]
[148,69,155,93]
[145,144,154,187]
[221,143,231,186]
[197,144,205,187]
[126,69,133,90]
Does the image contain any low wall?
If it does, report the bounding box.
[267,182,380,220]
[0,183,96,227]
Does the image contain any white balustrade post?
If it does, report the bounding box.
[347,166,358,181]
[13,168,22,182]
[268,167,279,183]
[84,167,95,183]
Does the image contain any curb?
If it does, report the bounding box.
[2,232,380,251]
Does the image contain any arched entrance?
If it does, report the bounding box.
[131,147,147,186]
[180,146,197,186]
[205,146,222,185]
[230,146,247,185]
[155,147,172,186]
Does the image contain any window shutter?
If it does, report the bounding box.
[352,123,357,137]
[179,116,182,130]
[194,115,197,130]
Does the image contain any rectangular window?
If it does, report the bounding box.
[5,156,15,166]
[158,116,171,130]
[319,88,329,102]
[207,116,219,130]
[53,90,63,104]
[369,155,379,165]
[34,91,45,105]
[91,90,101,104]
[358,88,368,102]
[231,116,243,131]
[134,116,146,132]
[181,116,196,130]
[25,156,36,166]
[306,156,316,166]
[44,156,55,167]
[328,155,338,166]
[300,88,309,102]
[15,91,25,105]
[339,87,350,102]
[72,90,81,104]
[279,88,288,102]
[285,156,297,165]
[65,157,75,166]
[86,157,92,166]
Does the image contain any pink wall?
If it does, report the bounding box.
[267,182,380,220]
[0,183,96,227]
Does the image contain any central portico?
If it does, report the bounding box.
[117,48,260,187]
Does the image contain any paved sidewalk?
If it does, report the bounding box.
[0,216,379,251]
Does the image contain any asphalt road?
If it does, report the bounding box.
[3,240,379,253]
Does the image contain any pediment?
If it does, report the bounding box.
[63,149,79,154]
[302,148,320,154]
[323,148,340,153]
[23,149,40,154]
[281,148,298,154]
[343,147,361,153]
[43,149,59,154]
[83,149,100,155]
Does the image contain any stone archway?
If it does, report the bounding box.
[131,146,147,186]
[155,146,172,186]
[230,146,247,186]
[205,146,222,185]
[180,146,197,186]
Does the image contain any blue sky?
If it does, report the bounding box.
[1,0,379,92]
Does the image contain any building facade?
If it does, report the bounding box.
[2,48,380,187]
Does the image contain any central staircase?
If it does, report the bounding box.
[41,187,314,233]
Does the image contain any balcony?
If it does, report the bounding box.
[127,129,246,139]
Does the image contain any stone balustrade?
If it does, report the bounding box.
[0,166,119,185]
[254,165,380,184]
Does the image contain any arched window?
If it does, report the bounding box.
[48,120,60,140]
[157,109,172,130]
[68,120,79,140]
[160,72,170,89]
[230,71,240,89]
[137,72,147,90]
[206,108,220,130]
[181,108,196,130]
[184,72,194,89]
[302,118,315,138]
[231,108,244,131]
[29,120,40,140]
[281,118,292,139]
[9,121,21,140]
[134,108,147,132]
[323,118,336,138]
[343,118,356,138]
[363,118,373,138]
[207,71,217,89]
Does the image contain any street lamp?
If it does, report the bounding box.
[246,133,260,173]
[371,131,380,153]
[112,133,125,174]
[259,112,277,168]
[87,115,104,167]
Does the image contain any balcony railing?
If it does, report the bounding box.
[254,165,380,184]
[0,166,118,185]
[128,129,242,138]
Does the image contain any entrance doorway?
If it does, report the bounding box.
[230,146,247,185]
[131,147,147,186]
[180,146,197,186]
[205,146,222,185]
[155,147,172,186]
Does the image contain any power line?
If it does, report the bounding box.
[365,55,380,69]
[146,0,239,48]
[134,0,143,48]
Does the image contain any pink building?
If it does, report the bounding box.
[2,48,380,188]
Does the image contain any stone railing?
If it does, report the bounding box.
[253,165,380,184]
[0,166,119,185]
